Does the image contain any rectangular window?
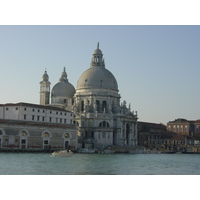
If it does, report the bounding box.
[49,117,52,122]
[91,131,94,138]
[44,140,48,144]
[43,110,45,113]
[16,107,18,110]
[56,112,58,115]
[37,116,40,121]
[70,119,72,124]
[21,139,26,144]
[38,109,40,112]
[42,116,45,121]
[32,115,35,120]
[24,115,26,120]
[64,119,66,123]
[32,109,35,112]
[60,119,62,123]
[50,111,52,114]
[24,108,27,111]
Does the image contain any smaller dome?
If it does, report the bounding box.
[51,82,75,98]
[51,68,75,100]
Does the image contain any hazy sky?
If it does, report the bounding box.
[0,25,199,124]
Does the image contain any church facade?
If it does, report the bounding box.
[0,44,138,151]
[40,44,138,150]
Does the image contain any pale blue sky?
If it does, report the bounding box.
[0,25,200,124]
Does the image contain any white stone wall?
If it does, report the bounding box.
[0,104,74,125]
[0,107,4,118]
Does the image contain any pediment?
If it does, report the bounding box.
[124,112,136,118]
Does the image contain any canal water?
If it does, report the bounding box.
[0,152,200,175]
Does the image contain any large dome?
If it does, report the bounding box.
[77,44,118,91]
[77,67,118,91]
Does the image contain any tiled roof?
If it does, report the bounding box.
[0,119,76,128]
[168,118,200,124]
[138,121,166,129]
[1,102,72,113]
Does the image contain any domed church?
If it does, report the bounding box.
[40,43,138,149]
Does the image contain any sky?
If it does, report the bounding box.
[0,25,199,125]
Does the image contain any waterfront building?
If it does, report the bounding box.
[137,121,166,147]
[0,103,77,151]
[138,119,200,152]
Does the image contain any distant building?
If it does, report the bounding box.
[138,121,166,149]
[167,118,200,136]
[139,119,200,152]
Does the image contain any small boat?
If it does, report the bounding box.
[52,150,73,157]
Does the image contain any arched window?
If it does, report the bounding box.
[42,132,50,150]
[19,131,28,149]
[43,132,49,137]
[102,101,107,112]
[81,100,84,112]
[64,133,70,138]
[99,121,110,127]
[20,131,27,136]
[96,100,100,112]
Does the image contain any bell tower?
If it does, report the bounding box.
[40,70,51,105]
